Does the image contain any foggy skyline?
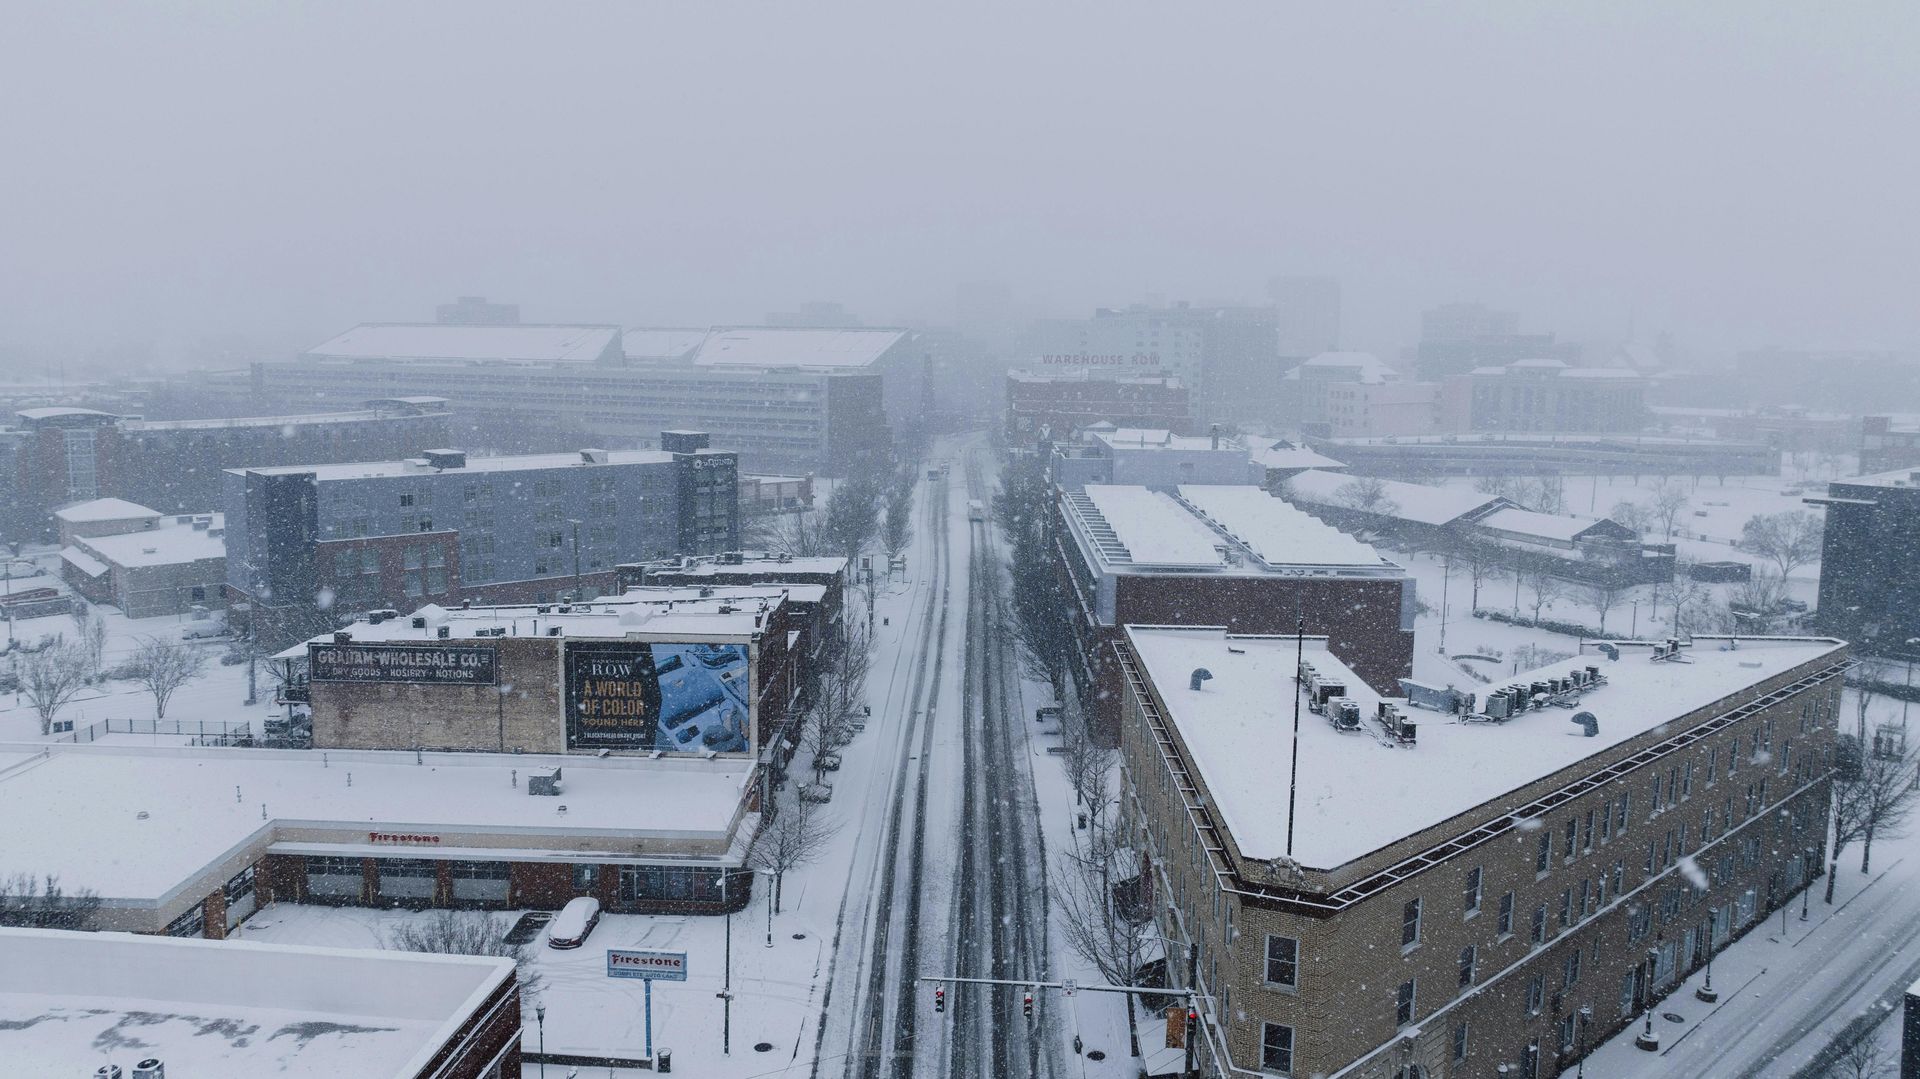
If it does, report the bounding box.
[3,1,1916,374]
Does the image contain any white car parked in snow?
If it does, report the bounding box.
[546,896,601,950]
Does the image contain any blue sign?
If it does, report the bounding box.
[607,949,689,982]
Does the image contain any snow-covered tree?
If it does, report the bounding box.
[1650,481,1691,540]
[748,800,841,913]
[1740,510,1824,579]
[127,636,211,720]
[0,872,102,930]
[386,910,543,999]
[14,641,91,735]
[1334,476,1398,517]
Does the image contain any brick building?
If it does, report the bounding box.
[1810,468,1920,655]
[299,590,798,760]
[1052,484,1413,734]
[1115,626,1844,1078]
[1005,370,1192,449]
[60,512,227,618]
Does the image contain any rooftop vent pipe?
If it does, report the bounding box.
[1190,667,1213,691]
[1571,712,1599,737]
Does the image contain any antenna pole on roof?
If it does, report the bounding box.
[1286,612,1305,859]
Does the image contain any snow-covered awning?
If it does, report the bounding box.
[59,546,107,578]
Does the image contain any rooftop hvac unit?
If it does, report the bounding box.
[1330,698,1362,730]
[411,615,427,629]
[529,768,563,796]
[1485,692,1512,720]
[95,1067,123,1079]
[546,626,563,637]
[132,1060,165,1079]
[720,551,745,565]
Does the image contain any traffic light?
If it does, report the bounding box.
[1022,991,1034,1018]
[934,986,946,1013]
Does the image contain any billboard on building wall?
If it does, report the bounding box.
[309,642,498,685]
[564,640,751,752]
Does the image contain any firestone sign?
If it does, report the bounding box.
[310,642,497,686]
[606,949,688,981]
[368,831,441,845]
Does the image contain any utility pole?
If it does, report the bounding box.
[1184,941,1200,1079]
[719,872,733,1053]
[1286,614,1304,858]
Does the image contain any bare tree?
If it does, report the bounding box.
[1334,476,1398,517]
[70,605,107,675]
[824,476,882,565]
[759,507,830,557]
[1053,828,1150,1059]
[1725,569,1791,633]
[881,487,914,563]
[748,800,842,913]
[1473,474,1519,500]
[1650,480,1691,540]
[1059,699,1118,825]
[1822,1032,1891,1079]
[127,636,212,719]
[0,872,103,930]
[1853,735,1919,875]
[1518,475,1566,515]
[1741,510,1825,579]
[1522,569,1566,624]
[14,641,91,735]
[1609,500,1651,536]
[386,909,543,999]
[1585,580,1628,635]
[1449,535,1500,613]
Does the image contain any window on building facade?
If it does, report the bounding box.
[1537,832,1552,874]
[1525,973,1544,1016]
[1396,979,1417,1026]
[1261,1023,1294,1075]
[165,903,206,938]
[1531,903,1547,945]
[1563,947,1582,988]
[1498,891,1515,936]
[1458,945,1476,988]
[1453,1022,1469,1063]
[1402,897,1422,949]
[1265,935,1298,988]
[1464,867,1482,915]
[1582,809,1594,853]
[1564,818,1578,859]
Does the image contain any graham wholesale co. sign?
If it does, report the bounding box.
[310,642,497,686]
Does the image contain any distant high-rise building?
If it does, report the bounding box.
[1413,302,1580,379]
[1026,302,1279,425]
[435,296,521,325]
[1268,275,1342,357]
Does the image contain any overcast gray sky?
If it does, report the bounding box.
[2,1,1915,374]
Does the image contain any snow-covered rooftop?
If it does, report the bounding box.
[1175,485,1386,568]
[1477,506,1606,543]
[231,447,673,482]
[306,323,621,363]
[77,516,225,568]
[284,590,793,657]
[1125,626,1844,869]
[0,927,511,1079]
[634,555,848,578]
[58,546,107,578]
[1283,469,1505,527]
[621,326,710,360]
[0,743,755,901]
[1094,428,1240,452]
[1835,467,1920,490]
[1248,439,1345,472]
[1283,351,1398,383]
[126,404,450,431]
[690,328,906,370]
[1077,486,1229,568]
[14,406,117,422]
[52,497,160,523]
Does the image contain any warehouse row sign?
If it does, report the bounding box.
[309,642,498,686]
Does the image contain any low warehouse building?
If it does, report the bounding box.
[0,740,760,935]
[0,926,520,1078]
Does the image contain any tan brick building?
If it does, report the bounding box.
[1115,626,1846,1078]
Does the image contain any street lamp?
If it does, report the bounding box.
[534,1001,546,1079]
[1635,944,1661,1050]
[1575,1005,1593,1079]
[1696,910,1719,1002]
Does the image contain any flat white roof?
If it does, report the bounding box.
[79,516,225,568]
[1175,485,1385,567]
[691,328,906,370]
[1081,486,1227,568]
[1126,626,1842,869]
[621,327,710,359]
[1478,506,1604,543]
[639,555,847,578]
[302,592,787,652]
[1095,428,1241,452]
[1284,469,1504,527]
[58,546,107,577]
[1249,439,1345,472]
[233,447,673,481]
[0,926,511,1078]
[307,323,620,362]
[0,743,754,901]
[53,496,159,523]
